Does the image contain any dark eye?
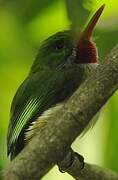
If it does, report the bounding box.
[53,40,65,51]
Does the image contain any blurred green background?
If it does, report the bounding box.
[0,0,118,179]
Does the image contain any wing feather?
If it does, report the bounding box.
[9,98,39,146]
[7,70,64,157]
[7,67,81,158]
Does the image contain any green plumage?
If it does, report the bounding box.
[7,31,93,159]
[7,4,105,160]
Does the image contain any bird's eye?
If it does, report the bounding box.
[53,40,65,51]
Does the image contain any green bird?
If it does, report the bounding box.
[7,5,105,160]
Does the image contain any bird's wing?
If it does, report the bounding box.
[7,70,67,157]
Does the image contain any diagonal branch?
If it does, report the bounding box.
[4,45,118,180]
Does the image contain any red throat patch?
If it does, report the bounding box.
[76,40,98,64]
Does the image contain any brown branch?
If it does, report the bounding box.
[4,45,118,180]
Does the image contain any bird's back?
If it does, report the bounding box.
[7,66,83,159]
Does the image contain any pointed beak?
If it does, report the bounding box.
[79,4,105,42]
[73,4,105,64]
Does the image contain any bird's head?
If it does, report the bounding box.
[31,5,105,72]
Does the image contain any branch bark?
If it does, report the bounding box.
[4,45,118,180]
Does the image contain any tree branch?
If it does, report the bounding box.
[4,45,118,180]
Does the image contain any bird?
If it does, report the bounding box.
[7,5,105,160]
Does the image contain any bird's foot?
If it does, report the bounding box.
[58,149,84,173]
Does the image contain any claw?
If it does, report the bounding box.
[59,150,84,173]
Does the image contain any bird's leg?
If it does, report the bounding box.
[58,148,84,173]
